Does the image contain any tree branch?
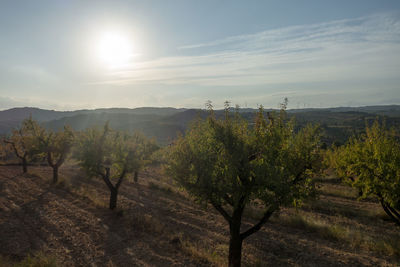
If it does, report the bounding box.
[292,163,312,185]
[4,140,23,159]
[55,153,66,167]
[248,152,261,162]
[240,205,276,240]
[211,199,232,223]
[223,193,234,206]
[387,205,400,221]
[115,169,126,190]
[47,151,54,167]
[100,168,115,191]
[380,199,400,227]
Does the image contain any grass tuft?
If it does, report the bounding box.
[0,252,57,267]
[74,185,106,207]
[317,184,358,199]
[278,213,400,257]
[148,181,174,195]
[180,237,226,266]
[126,213,165,235]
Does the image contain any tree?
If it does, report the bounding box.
[3,117,39,173]
[44,127,74,183]
[0,137,12,162]
[24,119,74,183]
[167,104,321,267]
[131,133,158,183]
[330,120,400,226]
[74,123,157,210]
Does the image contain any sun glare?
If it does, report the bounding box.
[97,32,132,68]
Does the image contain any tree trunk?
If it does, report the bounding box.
[228,232,243,267]
[134,171,138,182]
[22,157,27,173]
[380,200,400,226]
[109,188,118,210]
[52,165,58,184]
[229,217,243,267]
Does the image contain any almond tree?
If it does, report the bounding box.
[0,138,11,162]
[3,117,38,173]
[23,118,74,183]
[74,123,157,210]
[330,120,400,226]
[167,104,321,267]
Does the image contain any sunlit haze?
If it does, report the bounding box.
[0,0,399,110]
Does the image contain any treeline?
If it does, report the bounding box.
[1,102,399,267]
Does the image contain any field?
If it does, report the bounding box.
[0,164,399,266]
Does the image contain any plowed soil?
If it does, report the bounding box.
[0,165,399,266]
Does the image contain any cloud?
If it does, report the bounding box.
[91,12,400,92]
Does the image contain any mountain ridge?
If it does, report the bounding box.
[1,105,399,146]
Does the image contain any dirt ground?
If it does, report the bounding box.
[0,165,399,266]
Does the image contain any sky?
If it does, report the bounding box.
[0,0,400,110]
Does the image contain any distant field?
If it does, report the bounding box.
[0,165,399,266]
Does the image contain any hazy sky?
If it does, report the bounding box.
[1,0,400,110]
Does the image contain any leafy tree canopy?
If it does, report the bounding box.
[74,123,158,209]
[167,103,321,266]
[330,120,400,225]
[3,117,40,172]
[23,118,74,183]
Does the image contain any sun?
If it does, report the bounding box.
[96,32,132,68]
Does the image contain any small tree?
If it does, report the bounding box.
[167,104,320,267]
[3,117,39,173]
[0,137,11,162]
[330,120,400,226]
[45,127,74,183]
[131,133,159,183]
[74,123,157,210]
[25,119,75,183]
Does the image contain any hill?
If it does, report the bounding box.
[0,107,185,141]
[1,105,399,146]
[0,107,185,123]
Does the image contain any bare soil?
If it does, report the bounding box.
[0,165,399,266]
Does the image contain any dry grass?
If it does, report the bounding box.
[180,236,227,266]
[276,212,400,257]
[148,181,174,195]
[2,165,400,266]
[317,183,358,199]
[0,252,58,267]
[303,199,372,218]
[73,184,107,208]
[125,212,166,235]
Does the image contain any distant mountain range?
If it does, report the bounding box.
[1,105,400,145]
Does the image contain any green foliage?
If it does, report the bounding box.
[74,123,156,179]
[0,138,11,161]
[167,103,321,266]
[73,123,158,209]
[15,253,57,267]
[4,117,37,156]
[0,252,57,267]
[3,117,41,172]
[22,118,74,182]
[168,105,320,212]
[330,119,400,225]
